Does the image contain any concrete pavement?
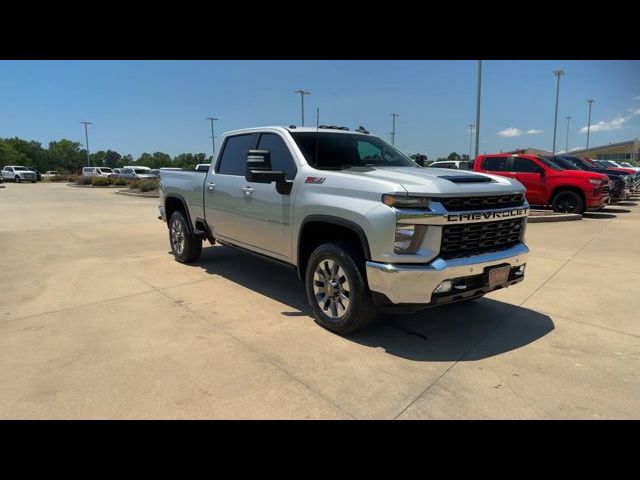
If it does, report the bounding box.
[0,183,638,419]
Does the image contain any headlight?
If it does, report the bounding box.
[395,225,415,252]
[382,194,429,208]
[588,178,604,186]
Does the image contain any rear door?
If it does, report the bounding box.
[204,133,258,243]
[510,157,546,204]
[235,132,297,259]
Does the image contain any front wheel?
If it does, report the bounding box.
[305,242,377,334]
[169,211,202,263]
[551,190,584,214]
[14,176,21,183]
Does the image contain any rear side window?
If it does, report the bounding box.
[512,158,541,173]
[481,156,509,171]
[217,134,256,176]
[257,133,297,180]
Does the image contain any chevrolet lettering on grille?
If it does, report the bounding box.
[446,208,529,222]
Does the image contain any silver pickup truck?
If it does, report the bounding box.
[159,126,530,334]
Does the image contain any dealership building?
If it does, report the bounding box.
[506,138,639,163]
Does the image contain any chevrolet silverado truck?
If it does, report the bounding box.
[159,126,530,334]
[474,153,610,214]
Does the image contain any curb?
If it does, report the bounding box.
[115,189,159,198]
[67,183,121,188]
[527,211,582,223]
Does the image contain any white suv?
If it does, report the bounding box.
[2,166,38,183]
[82,166,115,177]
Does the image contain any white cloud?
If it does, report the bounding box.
[570,147,583,151]
[497,127,522,137]
[579,115,627,133]
[634,95,640,101]
[526,129,542,135]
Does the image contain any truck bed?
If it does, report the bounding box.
[159,169,207,223]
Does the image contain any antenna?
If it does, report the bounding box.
[315,108,320,167]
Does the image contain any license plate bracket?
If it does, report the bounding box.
[486,265,511,286]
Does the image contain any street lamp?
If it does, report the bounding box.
[551,70,565,155]
[564,116,572,154]
[474,60,482,159]
[294,90,310,126]
[390,113,399,145]
[206,117,218,159]
[586,99,595,150]
[80,121,92,167]
[468,124,475,160]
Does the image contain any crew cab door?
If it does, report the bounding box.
[509,157,546,205]
[236,132,297,259]
[204,133,258,243]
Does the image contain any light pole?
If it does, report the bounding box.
[551,69,565,155]
[294,90,310,126]
[564,116,572,154]
[468,124,474,160]
[80,121,92,167]
[586,99,595,150]
[474,60,482,159]
[390,113,399,145]
[206,117,218,159]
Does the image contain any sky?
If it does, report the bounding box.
[0,60,638,159]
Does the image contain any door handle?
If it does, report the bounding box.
[241,186,254,196]
[207,182,216,191]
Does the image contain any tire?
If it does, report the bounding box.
[168,211,202,263]
[14,176,21,183]
[305,242,377,334]
[551,190,584,214]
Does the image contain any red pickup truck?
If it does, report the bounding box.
[474,154,610,214]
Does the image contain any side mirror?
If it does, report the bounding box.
[245,150,292,195]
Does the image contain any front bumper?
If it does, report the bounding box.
[158,206,166,222]
[366,243,529,305]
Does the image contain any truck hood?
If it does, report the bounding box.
[341,166,524,196]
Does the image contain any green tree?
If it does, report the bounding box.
[47,139,86,173]
[447,152,460,161]
[137,152,172,169]
[0,139,29,166]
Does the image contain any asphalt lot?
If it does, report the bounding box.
[0,183,638,419]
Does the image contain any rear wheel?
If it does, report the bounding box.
[551,190,584,214]
[169,211,202,263]
[305,242,377,334]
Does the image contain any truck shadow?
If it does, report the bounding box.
[582,212,617,219]
[189,245,554,361]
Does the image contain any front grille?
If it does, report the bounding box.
[434,194,524,211]
[440,218,525,259]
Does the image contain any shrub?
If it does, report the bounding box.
[129,180,141,190]
[66,175,78,183]
[91,176,111,187]
[112,178,128,186]
[76,176,92,185]
[48,175,69,182]
[139,179,160,192]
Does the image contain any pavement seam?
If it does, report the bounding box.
[132,273,357,420]
[517,218,614,307]
[392,307,518,420]
[527,307,640,339]
[0,289,157,328]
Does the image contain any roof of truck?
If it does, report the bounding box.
[223,126,372,136]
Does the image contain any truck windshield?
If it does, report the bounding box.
[14,166,27,171]
[290,132,417,170]
[552,157,582,170]
[536,156,564,170]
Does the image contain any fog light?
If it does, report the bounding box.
[514,265,526,276]
[434,280,452,294]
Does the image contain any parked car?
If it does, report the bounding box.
[25,167,42,181]
[474,154,610,213]
[588,159,639,192]
[43,170,60,177]
[159,125,530,334]
[549,156,631,203]
[618,162,640,172]
[112,168,122,174]
[82,166,115,178]
[118,166,157,181]
[1,165,37,183]
[427,160,473,170]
